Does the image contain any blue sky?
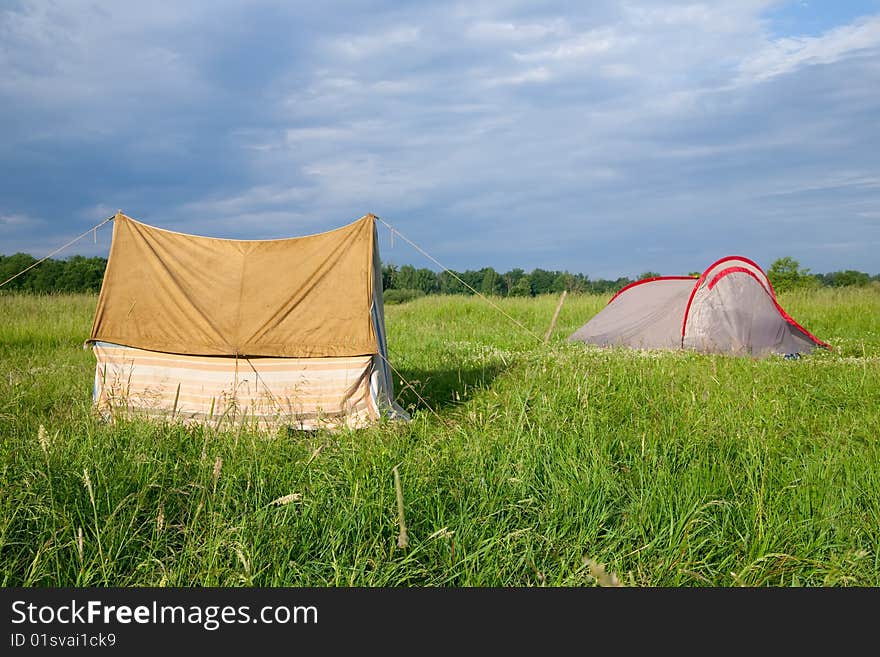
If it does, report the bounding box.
[1,0,878,279]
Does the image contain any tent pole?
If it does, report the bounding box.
[544,290,568,344]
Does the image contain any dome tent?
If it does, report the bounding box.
[87,211,408,430]
[568,256,830,357]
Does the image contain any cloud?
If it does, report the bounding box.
[0,0,878,278]
[0,2,211,138]
[512,28,630,62]
[738,14,880,82]
[0,213,33,227]
[329,25,422,58]
[466,19,566,42]
[484,66,552,86]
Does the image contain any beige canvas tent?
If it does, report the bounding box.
[87,211,408,430]
[569,256,831,357]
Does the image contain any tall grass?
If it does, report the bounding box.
[0,288,878,586]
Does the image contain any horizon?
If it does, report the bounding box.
[2,1,879,279]
[2,246,876,285]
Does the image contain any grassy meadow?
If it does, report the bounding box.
[1,287,878,586]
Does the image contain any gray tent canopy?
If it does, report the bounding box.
[569,256,831,357]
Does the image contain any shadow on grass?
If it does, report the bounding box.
[390,364,508,414]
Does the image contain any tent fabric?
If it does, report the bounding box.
[568,277,696,350]
[89,212,378,358]
[93,342,380,430]
[87,212,408,429]
[569,256,830,357]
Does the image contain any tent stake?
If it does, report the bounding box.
[393,465,408,549]
[544,290,568,344]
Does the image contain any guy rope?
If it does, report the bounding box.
[0,212,117,289]
[374,215,547,345]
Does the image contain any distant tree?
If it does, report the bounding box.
[413,267,439,294]
[586,276,624,295]
[602,277,634,296]
[687,271,701,277]
[0,253,110,293]
[0,253,38,291]
[552,271,585,293]
[459,269,485,294]
[28,258,64,292]
[529,268,556,295]
[59,255,105,292]
[572,273,590,294]
[382,263,398,290]
[480,267,504,296]
[508,276,533,297]
[767,257,818,292]
[438,270,466,295]
[819,270,872,288]
[395,265,418,290]
[502,268,526,293]
[13,251,875,298]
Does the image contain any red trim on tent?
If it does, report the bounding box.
[607,276,698,305]
[681,256,770,345]
[774,305,832,349]
[707,266,764,291]
[682,257,832,350]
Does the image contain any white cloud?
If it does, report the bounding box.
[329,25,422,58]
[78,204,118,221]
[181,185,313,218]
[757,173,880,198]
[484,66,552,86]
[1,1,879,275]
[466,19,566,42]
[284,127,352,142]
[0,213,32,227]
[512,28,630,62]
[738,15,880,83]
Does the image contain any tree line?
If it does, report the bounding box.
[1,252,877,299]
[0,254,107,293]
[765,256,879,292]
[382,259,879,303]
[381,264,640,303]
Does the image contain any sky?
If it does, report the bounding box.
[1,0,879,279]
